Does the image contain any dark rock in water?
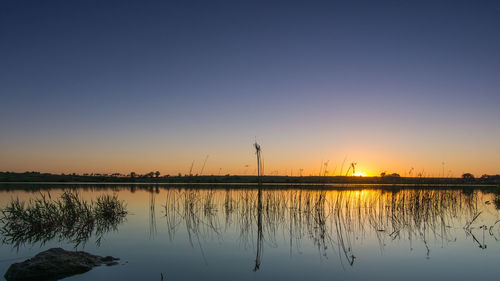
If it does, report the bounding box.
[4,248,119,281]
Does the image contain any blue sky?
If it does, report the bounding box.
[1,0,499,176]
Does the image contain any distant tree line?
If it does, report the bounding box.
[0,171,499,185]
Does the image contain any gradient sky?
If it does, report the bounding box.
[1,0,499,177]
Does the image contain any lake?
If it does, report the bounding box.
[0,184,499,281]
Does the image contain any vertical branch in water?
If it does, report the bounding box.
[149,189,157,240]
[254,142,263,184]
[224,189,233,231]
[253,139,264,269]
[254,185,264,271]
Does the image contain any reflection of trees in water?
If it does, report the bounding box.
[163,188,498,269]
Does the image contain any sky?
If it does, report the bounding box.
[1,0,499,177]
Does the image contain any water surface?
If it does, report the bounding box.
[0,184,499,281]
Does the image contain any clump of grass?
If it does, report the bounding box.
[0,191,127,248]
[94,194,128,237]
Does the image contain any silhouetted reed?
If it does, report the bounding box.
[0,191,127,249]
[163,188,497,269]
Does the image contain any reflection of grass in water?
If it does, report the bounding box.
[163,188,497,268]
[0,191,127,249]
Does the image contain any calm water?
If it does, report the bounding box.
[0,184,499,281]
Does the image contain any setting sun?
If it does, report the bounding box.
[353,171,367,177]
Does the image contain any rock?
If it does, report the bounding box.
[4,248,119,281]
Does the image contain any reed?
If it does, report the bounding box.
[0,191,127,248]
[254,142,263,183]
[162,188,495,267]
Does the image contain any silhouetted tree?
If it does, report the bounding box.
[477,174,500,184]
[462,173,475,181]
[130,172,136,178]
[154,171,160,178]
[381,172,400,178]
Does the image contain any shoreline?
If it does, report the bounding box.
[1,181,498,192]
